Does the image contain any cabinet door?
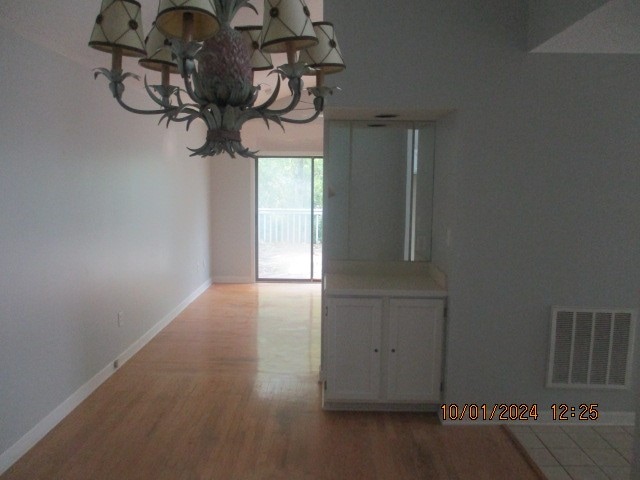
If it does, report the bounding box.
[325,297,383,401]
[386,298,444,402]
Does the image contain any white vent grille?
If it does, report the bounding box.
[547,307,637,389]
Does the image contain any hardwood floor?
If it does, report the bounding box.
[2,283,541,479]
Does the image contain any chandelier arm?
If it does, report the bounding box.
[172,108,203,119]
[143,76,176,109]
[163,113,204,132]
[278,109,322,124]
[174,88,194,109]
[155,83,206,125]
[237,91,302,127]
[165,109,204,125]
[174,88,186,106]
[185,113,205,131]
[168,40,207,106]
[258,87,302,117]
[250,76,283,111]
[144,78,165,108]
[116,94,202,124]
[181,72,209,106]
[245,79,303,123]
[93,68,178,117]
[115,96,179,116]
[171,99,209,124]
[166,90,201,115]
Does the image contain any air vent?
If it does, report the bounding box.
[547,307,637,389]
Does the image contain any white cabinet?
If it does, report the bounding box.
[386,299,443,402]
[324,296,444,410]
[325,297,383,401]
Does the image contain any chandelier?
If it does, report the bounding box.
[89,0,345,158]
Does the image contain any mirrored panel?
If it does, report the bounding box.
[324,121,435,263]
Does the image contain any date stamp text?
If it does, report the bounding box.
[440,403,599,421]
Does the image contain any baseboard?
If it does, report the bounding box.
[0,362,116,476]
[322,401,438,412]
[116,279,212,367]
[440,409,635,426]
[0,278,212,476]
[212,276,255,284]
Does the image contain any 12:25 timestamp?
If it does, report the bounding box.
[551,403,599,421]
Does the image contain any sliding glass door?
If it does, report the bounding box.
[256,157,323,281]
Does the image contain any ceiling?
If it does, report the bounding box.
[0,1,321,69]
[0,0,323,110]
[532,0,640,53]
[1,0,638,126]
[3,0,638,64]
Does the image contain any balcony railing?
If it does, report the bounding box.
[258,208,323,245]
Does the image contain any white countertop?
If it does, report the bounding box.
[323,264,447,298]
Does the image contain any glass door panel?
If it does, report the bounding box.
[257,157,322,280]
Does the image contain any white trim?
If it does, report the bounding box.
[118,279,212,366]
[212,276,255,284]
[0,279,212,476]
[0,362,114,475]
[323,401,437,412]
[440,409,635,426]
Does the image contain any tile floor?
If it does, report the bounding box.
[508,425,635,480]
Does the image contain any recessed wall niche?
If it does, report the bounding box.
[324,121,435,263]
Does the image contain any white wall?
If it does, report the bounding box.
[242,119,324,158]
[210,119,323,283]
[210,155,256,283]
[326,0,640,414]
[0,24,212,466]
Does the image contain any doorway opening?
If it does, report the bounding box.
[256,157,323,281]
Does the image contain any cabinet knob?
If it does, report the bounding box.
[374,349,379,353]
[391,349,396,353]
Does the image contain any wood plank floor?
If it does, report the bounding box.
[2,283,542,480]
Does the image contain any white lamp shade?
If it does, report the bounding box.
[139,22,178,73]
[260,0,318,54]
[236,26,273,71]
[155,0,219,41]
[89,0,146,57]
[298,22,345,75]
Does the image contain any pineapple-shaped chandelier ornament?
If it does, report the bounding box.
[89,0,345,158]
